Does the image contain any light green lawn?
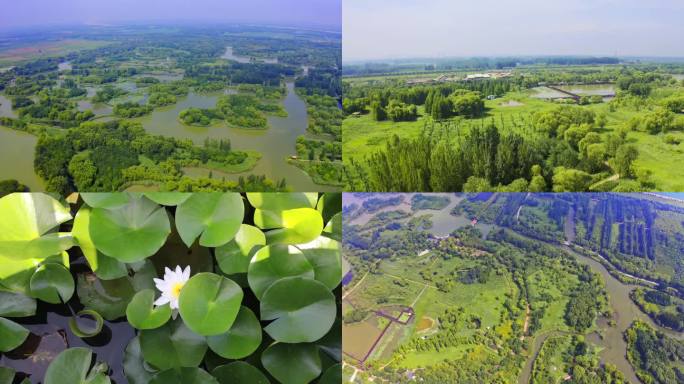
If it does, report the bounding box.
[401,345,482,368]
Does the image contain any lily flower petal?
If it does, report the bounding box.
[154,296,171,306]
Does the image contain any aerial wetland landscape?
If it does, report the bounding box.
[342,59,684,192]
[342,192,684,383]
[0,24,342,193]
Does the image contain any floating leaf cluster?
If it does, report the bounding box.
[0,192,342,384]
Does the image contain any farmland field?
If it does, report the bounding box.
[0,39,111,66]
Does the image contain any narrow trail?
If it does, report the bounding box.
[349,366,358,382]
[520,304,531,341]
[343,272,368,300]
[411,284,429,307]
[383,273,437,289]
[589,173,619,190]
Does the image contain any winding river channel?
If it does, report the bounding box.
[518,206,682,384]
[140,81,334,191]
[0,47,330,191]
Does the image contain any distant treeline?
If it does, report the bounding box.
[343,56,621,76]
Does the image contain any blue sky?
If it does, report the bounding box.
[344,0,684,61]
[0,0,341,30]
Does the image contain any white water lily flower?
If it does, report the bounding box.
[153,266,191,315]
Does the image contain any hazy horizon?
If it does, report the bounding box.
[1,0,341,31]
[343,54,684,66]
[344,0,684,62]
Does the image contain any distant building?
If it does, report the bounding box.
[465,73,491,81]
[464,72,512,81]
[487,95,497,100]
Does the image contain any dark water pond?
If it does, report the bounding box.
[0,297,135,383]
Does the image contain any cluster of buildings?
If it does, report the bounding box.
[406,71,512,86]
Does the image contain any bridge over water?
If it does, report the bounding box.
[535,84,617,103]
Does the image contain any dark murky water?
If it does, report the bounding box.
[1,300,135,384]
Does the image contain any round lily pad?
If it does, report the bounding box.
[0,193,74,261]
[72,207,127,280]
[0,317,29,352]
[175,193,244,247]
[123,337,153,384]
[178,272,243,336]
[260,277,336,343]
[247,244,314,299]
[255,208,324,244]
[80,193,131,209]
[0,290,36,318]
[143,192,191,206]
[261,343,322,384]
[296,236,342,290]
[29,263,74,304]
[126,289,172,330]
[89,195,171,262]
[150,368,218,384]
[207,306,262,359]
[319,363,342,384]
[246,192,318,211]
[76,261,156,321]
[139,318,208,370]
[211,362,269,384]
[44,347,110,384]
[215,224,265,275]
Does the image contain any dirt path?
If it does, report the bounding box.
[589,171,619,190]
[411,284,429,307]
[383,273,437,289]
[520,304,531,341]
[343,271,369,299]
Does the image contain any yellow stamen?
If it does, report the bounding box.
[171,282,184,298]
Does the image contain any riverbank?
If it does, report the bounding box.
[518,206,683,384]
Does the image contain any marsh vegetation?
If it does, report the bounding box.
[0,24,342,192]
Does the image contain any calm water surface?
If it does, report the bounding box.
[0,48,329,191]
[136,82,328,190]
[556,84,615,96]
[343,193,494,236]
[0,126,44,190]
[221,46,278,64]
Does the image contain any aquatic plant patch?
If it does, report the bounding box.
[0,192,342,383]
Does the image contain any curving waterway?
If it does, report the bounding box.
[519,206,682,384]
[0,47,331,191]
[137,81,333,191]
